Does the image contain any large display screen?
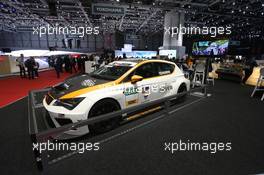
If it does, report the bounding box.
[115,50,157,58]
[192,40,229,56]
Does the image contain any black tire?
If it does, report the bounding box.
[177,84,187,103]
[88,99,121,134]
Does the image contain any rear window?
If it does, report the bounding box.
[156,63,175,76]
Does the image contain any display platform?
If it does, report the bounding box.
[28,85,208,171]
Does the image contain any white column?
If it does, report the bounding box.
[163,11,185,48]
[162,11,185,58]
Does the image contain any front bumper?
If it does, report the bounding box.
[43,96,90,136]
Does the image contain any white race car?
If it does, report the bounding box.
[43,59,190,136]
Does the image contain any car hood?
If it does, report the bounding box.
[49,74,111,99]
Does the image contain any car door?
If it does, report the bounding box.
[132,62,167,104]
[122,63,156,107]
[122,62,176,107]
[137,62,176,102]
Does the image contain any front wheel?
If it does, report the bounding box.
[88,99,121,134]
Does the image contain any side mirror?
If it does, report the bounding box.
[131,75,143,84]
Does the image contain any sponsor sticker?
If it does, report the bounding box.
[81,79,96,87]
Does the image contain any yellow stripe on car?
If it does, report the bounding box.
[125,106,162,121]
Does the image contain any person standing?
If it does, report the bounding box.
[94,54,100,70]
[64,55,70,73]
[16,54,26,78]
[69,57,77,74]
[54,56,62,78]
[33,58,39,78]
[59,56,64,73]
[25,57,35,80]
[77,56,82,71]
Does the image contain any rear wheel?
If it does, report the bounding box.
[88,99,121,134]
[177,84,187,103]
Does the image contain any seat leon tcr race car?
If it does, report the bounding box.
[43,59,190,136]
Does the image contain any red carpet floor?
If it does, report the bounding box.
[0,70,77,108]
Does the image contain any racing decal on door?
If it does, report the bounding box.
[160,84,173,93]
[124,86,139,107]
[124,87,138,96]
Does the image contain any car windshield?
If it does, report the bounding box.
[90,64,132,80]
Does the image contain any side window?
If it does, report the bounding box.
[134,63,157,78]
[156,63,175,76]
[123,62,173,82]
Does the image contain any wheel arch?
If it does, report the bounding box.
[177,82,187,93]
[88,97,121,118]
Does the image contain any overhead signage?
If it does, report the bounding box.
[92,4,125,16]
[126,34,141,40]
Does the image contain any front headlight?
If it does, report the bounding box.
[54,97,85,110]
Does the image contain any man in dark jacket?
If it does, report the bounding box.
[33,59,39,78]
[54,56,63,78]
[69,57,77,74]
[25,57,35,80]
[64,55,71,73]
